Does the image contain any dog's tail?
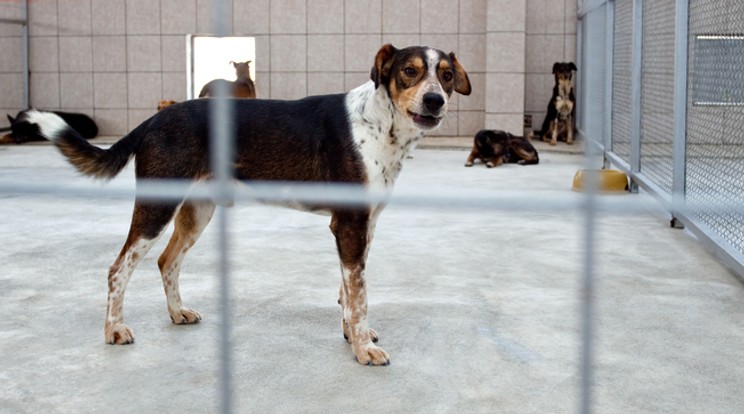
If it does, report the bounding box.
[26,110,142,180]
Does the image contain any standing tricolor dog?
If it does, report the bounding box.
[27,45,470,366]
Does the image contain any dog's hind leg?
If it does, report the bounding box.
[566,116,575,145]
[105,201,178,344]
[464,147,479,167]
[157,200,215,325]
[331,209,389,366]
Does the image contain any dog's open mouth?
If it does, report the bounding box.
[409,112,442,129]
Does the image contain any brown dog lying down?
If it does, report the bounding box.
[465,129,539,168]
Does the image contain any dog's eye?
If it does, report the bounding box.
[442,71,453,82]
[404,67,416,77]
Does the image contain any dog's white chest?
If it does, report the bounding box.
[346,82,422,190]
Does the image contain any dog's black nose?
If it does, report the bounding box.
[423,93,445,114]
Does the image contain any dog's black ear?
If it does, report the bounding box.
[569,62,577,71]
[449,52,472,96]
[552,62,561,74]
[371,44,397,89]
[7,114,15,125]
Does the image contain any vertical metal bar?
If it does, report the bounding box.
[629,0,643,192]
[579,4,605,413]
[603,0,615,166]
[210,1,235,413]
[22,0,29,108]
[671,0,689,228]
[576,18,585,131]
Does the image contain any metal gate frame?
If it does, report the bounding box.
[577,0,744,279]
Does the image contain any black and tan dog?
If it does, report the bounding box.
[465,129,539,168]
[24,44,471,366]
[532,61,577,145]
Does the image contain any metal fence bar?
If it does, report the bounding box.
[629,0,643,193]
[209,0,235,413]
[671,0,689,228]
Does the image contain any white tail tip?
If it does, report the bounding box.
[23,110,68,141]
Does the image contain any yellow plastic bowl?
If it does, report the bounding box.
[572,169,629,193]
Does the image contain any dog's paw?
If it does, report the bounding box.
[353,343,390,366]
[170,308,202,324]
[105,323,135,345]
[566,140,574,145]
[486,161,495,168]
[464,162,474,167]
[343,319,378,343]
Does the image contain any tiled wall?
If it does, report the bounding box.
[524,0,578,135]
[0,0,576,137]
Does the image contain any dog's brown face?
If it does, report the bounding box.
[371,44,471,130]
[553,61,577,96]
[231,60,252,79]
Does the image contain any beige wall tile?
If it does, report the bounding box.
[95,109,128,136]
[270,0,306,34]
[525,34,564,73]
[487,32,525,73]
[126,0,161,35]
[460,0,487,34]
[128,109,155,130]
[127,36,162,72]
[255,72,270,98]
[29,0,58,36]
[307,0,344,34]
[488,0,526,32]
[197,0,233,34]
[565,0,578,34]
[161,0,197,35]
[58,0,92,36]
[345,35,382,72]
[432,113,458,136]
[457,34,486,73]
[345,0,382,34]
[59,36,93,72]
[345,72,370,91]
[458,110,486,136]
[524,73,553,112]
[0,74,23,108]
[234,0,269,34]
[60,72,93,109]
[307,73,345,96]
[162,72,188,102]
[93,73,128,109]
[271,35,307,72]
[30,37,59,73]
[0,37,22,72]
[526,0,565,34]
[486,113,523,135]
[308,35,344,72]
[458,73,485,111]
[270,72,306,100]
[93,36,126,72]
[92,0,125,35]
[486,73,524,113]
[254,35,270,72]
[127,72,162,109]
[30,72,60,109]
[161,36,188,72]
[382,0,420,34]
[421,0,459,34]
[382,34,421,49]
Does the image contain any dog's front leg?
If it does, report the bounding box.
[330,211,389,366]
[566,116,574,145]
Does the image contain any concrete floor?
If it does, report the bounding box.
[1,142,744,413]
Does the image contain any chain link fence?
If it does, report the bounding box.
[579,0,744,276]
